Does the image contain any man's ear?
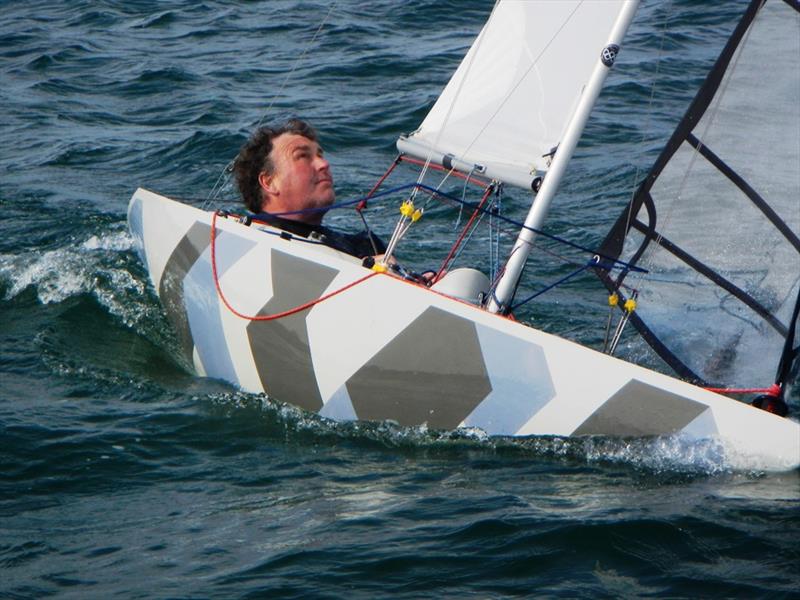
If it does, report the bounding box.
[258,171,277,195]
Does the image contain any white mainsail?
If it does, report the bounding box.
[397,0,635,190]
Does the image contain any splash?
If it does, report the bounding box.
[205,391,787,474]
[0,226,159,329]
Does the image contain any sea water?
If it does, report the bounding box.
[2,1,798,597]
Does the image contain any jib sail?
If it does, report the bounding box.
[396,0,635,191]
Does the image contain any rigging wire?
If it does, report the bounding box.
[172,175,649,275]
[203,2,338,209]
[509,259,597,312]
[453,166,478,230]
[211,178,646,274]
[434,183,496,282]
[489,186,503,282]
[355,156,402,256]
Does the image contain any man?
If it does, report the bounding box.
[233,118,384,258]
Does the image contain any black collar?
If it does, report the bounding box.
[249,212,329,240]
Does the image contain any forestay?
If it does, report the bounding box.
[599,0,800,390]
[396,0,633,190]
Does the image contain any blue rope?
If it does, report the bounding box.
[411,183,646,274]
[260,181,646,274]
[509,260,596,312]
[266,182,418,218]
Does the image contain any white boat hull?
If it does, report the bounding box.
[128,188,800,471]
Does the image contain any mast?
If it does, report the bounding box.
[487,1,639,314]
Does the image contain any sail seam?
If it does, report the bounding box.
[630,219,789,337]
[685,133,800,253]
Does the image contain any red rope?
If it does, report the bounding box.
[210,211,379,321]
[432,184,495,284]
[704,383,781,396]
[357,157,401,211]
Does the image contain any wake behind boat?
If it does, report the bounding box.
[128,0,800,471]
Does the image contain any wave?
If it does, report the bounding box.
[206,391,789,476]
[0,223,199,387]
[0,227,153,327]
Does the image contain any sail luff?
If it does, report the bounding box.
[487,0,640,313]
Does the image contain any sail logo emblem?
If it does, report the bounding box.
[601,44,619,67]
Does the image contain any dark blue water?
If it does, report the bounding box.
[2,1,799,598]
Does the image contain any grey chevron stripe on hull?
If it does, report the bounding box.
[159,221,213,360]
[572,379,709,436]
[247,250,339,411]
[185,231,257,383]
[346,306,492,428]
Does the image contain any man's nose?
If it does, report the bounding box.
[315,155,330,171]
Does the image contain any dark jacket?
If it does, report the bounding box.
[250,213,386,259]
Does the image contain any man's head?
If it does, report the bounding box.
[233,118,335,224]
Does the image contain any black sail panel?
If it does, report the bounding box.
[598,0,800,389]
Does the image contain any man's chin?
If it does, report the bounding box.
[317,193,336,207]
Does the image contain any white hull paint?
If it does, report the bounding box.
[128,188,800,471]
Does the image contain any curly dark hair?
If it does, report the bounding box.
[233,118,320,213]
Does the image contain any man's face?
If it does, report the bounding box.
[263,132,335,223]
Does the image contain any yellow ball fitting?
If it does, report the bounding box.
[624,298,637,313]
[400,200,415,217]
[371,262,388,273]
[411,208,423,222]
[608,293,619,307]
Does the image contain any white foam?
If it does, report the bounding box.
[206,392,786,475]
[0,228,157,329]
[81,231,135,251]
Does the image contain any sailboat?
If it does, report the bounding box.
[127,0,800,470]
